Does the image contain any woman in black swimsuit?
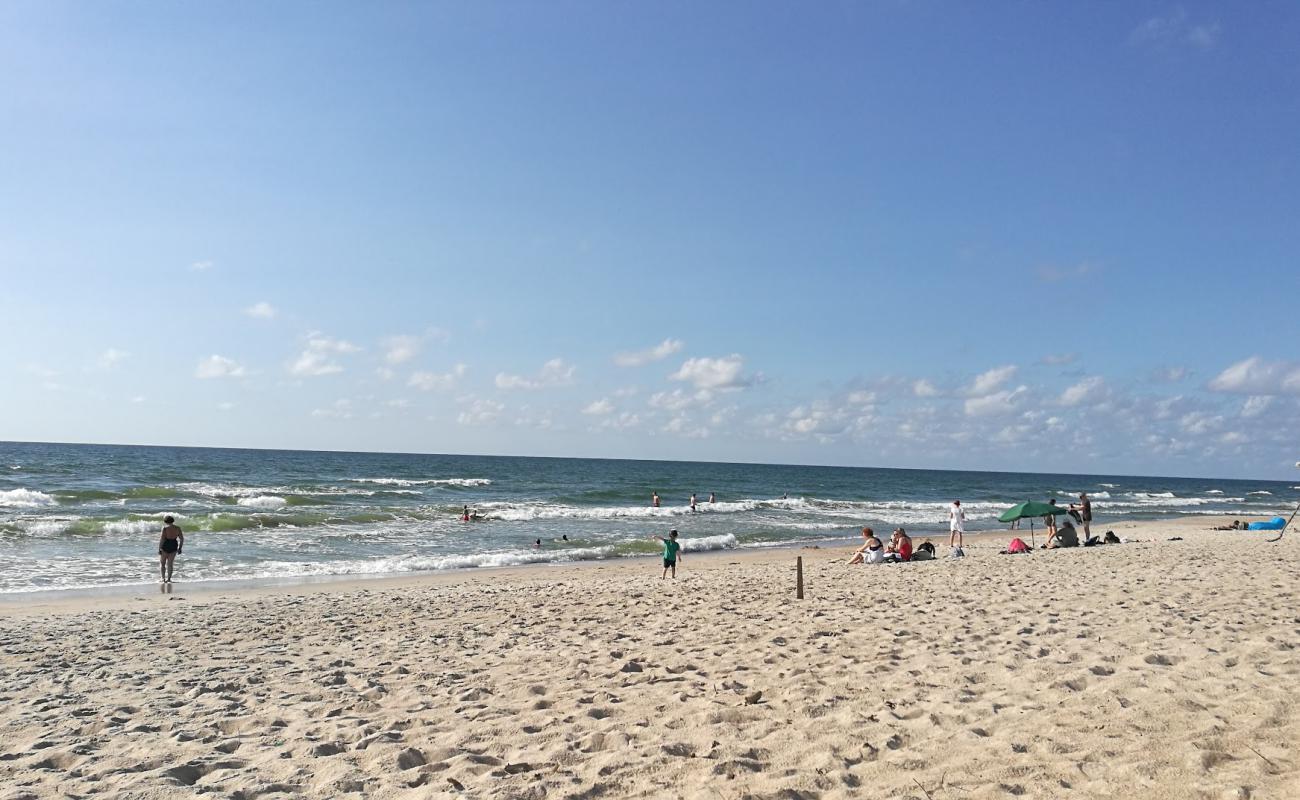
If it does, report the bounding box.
[158,515,184,583]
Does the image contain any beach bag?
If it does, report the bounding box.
[949,546,965,559]
[1006,538,1028,554]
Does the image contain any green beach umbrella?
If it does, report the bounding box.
[998,500,1069,548]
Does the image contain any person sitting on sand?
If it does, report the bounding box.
[912,540,936,561]
[1212,520,1246,531]
[883,528,913,563]
[848,527,883,565]
[1044,520,1079,549]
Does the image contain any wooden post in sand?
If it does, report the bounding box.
[796,556,804,599]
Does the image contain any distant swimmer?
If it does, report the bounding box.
[690,493,697,512]
[534,538,542,548]
[158,515,183,583]
[469,510,482,522]
[461,505,470,522]
[708,492,715,504]
[652,491,661,508]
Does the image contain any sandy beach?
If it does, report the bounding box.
[2,516,1298,799]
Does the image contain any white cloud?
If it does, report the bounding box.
[244,301,277,319]
[1041,353,1077,366]
[964,386,1027,417]
[648,388,714,411]
[582,398,615,416]
[1130,9,1220,50]
[129,395,145,404]
[189,260,214,272]
[1151,366,1190,383]
[289,333,361,377]
[1241,396,1273,418]
[457,398,505,426]
[913,379,938,397]
[195,355,246,379]
[1058,376,1107,407]
[311,399,354,419]
[98,348,129,369]
[968,365,1018,396]
[217,401,235,411]
[1208,357,1300,395]
[614,338,684,367]
[670,354,749,390]
[382,335,422,365]
[598,411,641,430]
[495,358,576,390]
[409,364,467,392]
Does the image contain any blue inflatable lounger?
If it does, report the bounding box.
[1247,516,1287,531]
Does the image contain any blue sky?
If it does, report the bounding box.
[2,2,1298,478]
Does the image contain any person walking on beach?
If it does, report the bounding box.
[652,491,661,508]
[948,500,965,548]
[1079,492,1093,538]
[653,529,682,579]
[158,515,183,583]
[690,493,698,512]
[1044,498,1058,539]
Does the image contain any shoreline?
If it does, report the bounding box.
[0,516,1220,614]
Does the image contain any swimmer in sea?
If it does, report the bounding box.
[158,515,183,583]
[461,505,470,522]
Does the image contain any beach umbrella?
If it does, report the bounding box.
[998,500,1069,548]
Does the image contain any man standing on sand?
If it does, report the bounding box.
[1079,492,1093,539]
[653,529,682,579]
[949,500,965,548]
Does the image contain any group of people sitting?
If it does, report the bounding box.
[1004,521,1122,553]
[850,522,1124,563]
[847,527,941,565]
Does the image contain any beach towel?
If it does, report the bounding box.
[1247,517,1287,531]
[1006,538,1029,554]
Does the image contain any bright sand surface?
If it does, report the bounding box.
[2,516,1298,799]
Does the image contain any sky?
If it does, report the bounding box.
[1,2,1298,479]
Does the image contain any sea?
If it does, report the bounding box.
[1,441,1295,595]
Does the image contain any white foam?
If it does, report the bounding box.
[0,489,56,508]
[1206,490,1224,495]
[237,495,289,510]
[103,519,160,535]
[1248,491,1273,496]
[19,520,72,535]
[347,477,492,487]
[679,533,738,552]
[1098,483,1119,488]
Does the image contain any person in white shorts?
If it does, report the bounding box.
[949,500,965,548]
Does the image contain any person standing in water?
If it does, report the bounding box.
[158,515,183,583]
[708,492,715,504]
[652,491,661,508]
[948,500,965,549]
[690,493,697,512]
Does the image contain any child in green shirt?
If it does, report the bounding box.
[656,529,682,579]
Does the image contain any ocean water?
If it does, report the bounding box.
[1,441,1295,594]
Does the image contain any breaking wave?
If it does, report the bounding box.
[0,489,57,508]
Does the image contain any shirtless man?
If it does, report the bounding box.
[158,515,184,583]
